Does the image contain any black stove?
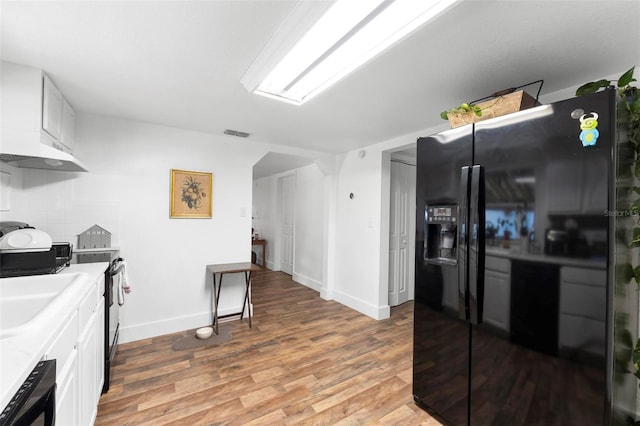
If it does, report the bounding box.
[71,247,123,394]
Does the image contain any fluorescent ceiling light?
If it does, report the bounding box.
[242,0,460,105]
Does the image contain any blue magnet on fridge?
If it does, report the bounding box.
[579,112,599,146]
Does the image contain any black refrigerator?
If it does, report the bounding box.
[413,89,615,425]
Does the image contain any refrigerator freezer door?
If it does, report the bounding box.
[413,127,473,425]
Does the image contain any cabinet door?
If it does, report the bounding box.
[96,298,105,394]
[60,98,75,152]
[56,349,78,426]
[42,75,62,140]
[79,311,98,426]
[483,270,510,332]
[45,310,78,376]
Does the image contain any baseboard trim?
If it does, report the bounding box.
[118,303,252,344]
[330,289,390,320]
[292,272,321,292]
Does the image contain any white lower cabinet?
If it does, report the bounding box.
[96,298,105,395]
[78,273,105,426]
[79,310,98,425]
[483,256,511,332]
[44,309,78,423]
[55,349,78,426]
[56,349,80,425]
[42,271,105,425]
[559,266,607,357]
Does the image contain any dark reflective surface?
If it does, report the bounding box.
[414,127,472,424]
[414,90,614,425]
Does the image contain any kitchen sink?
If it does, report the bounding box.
[0,272,87,339]
[0,294,58,330]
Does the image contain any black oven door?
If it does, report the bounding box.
[104,258,123,393]
[0,359,56,426]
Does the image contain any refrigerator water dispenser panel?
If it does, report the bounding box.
[425,204,458,264]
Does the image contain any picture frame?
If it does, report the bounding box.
[170,169,213,218]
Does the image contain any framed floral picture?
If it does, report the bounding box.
[170,169,213,218]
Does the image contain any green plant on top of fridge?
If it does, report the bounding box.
[440,102,483,120]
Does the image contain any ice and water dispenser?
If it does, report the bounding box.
[425,204,458,264]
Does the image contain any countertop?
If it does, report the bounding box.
[73,247,120,253]
[485,247,607,269]
[0,263,108,410]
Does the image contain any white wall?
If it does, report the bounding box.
[293,164,324,289]
[330,149,389,318]
[1,113,270,343]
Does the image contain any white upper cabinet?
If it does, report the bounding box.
[43,74,76,154]
[42,75,63,141]
[61,98,76,152]
[1,61,78,156]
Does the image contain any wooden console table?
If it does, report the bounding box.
[251,239,266,268]
[206,262,262,334]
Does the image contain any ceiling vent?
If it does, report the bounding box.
[224,129,251,138]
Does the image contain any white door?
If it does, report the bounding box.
[389,160,416,306]
[280,174,295,275]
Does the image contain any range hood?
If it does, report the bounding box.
[0,143,87,172]
[1,61,88,173]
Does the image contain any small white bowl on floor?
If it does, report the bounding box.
[196,327,213,340]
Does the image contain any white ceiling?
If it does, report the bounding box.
[2,1,639,167]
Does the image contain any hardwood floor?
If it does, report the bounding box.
[96,269,440,425]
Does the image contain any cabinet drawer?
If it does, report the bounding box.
[485,256,510,273]
[561,267,606,287]
[45,310,78,377]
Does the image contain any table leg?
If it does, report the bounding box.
[242,270,252,328]
[212,273,223,335]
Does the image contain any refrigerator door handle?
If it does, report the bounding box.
[458,166,470,321]
[469,165,485,325]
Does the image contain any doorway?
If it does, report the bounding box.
[388,156,416,306]
[252,152,313,273]
[279,173,295,275]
